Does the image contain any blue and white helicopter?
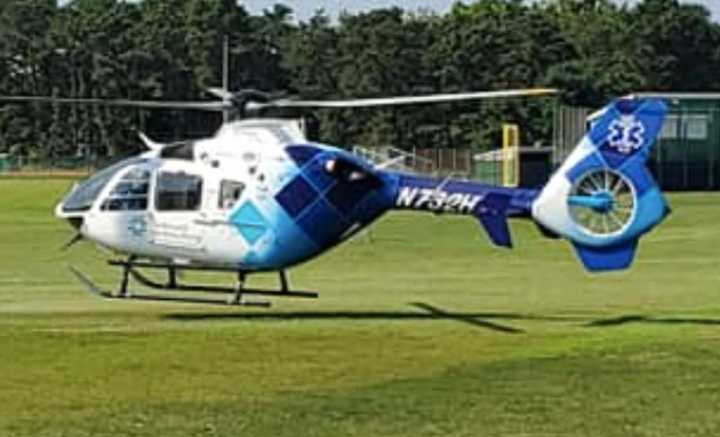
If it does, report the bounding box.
[5,89,669,306]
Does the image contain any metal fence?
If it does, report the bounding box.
[402,102,720,191]
[650,108,720,191]
[0,155,127,177]
[352,145,505,183]
[553,103,720,191]
[553,104,591,166]
[351,145,512,187]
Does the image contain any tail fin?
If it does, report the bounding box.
[474,192,513,248]
[532,98,669,272]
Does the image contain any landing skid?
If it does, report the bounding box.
[69,258,318,307]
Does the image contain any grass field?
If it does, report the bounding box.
[2,179,720,437]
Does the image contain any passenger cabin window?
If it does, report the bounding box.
[101,166,150,211]
[156,172,203,211]
[219,180,245,209]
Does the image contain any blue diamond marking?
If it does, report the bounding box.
[230,202,268,245]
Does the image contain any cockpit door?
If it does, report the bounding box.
[150,169,206,253]
[191,176,250,262]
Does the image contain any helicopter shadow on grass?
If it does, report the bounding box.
[585,314,720,328]
[164,302,591,335]
[164,303,720,334]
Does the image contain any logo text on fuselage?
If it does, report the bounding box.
[396,187,482,214]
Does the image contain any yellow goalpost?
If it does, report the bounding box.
[502,123,520,188]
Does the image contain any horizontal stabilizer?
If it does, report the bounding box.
[474,193,512,248]
[573,239,639,272]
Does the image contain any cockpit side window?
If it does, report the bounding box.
[156,171,203,211]
[219,180,245,209]
[101,165,151,212]
[62,158,142,213]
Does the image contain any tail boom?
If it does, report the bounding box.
[382,98,668,273]
[391,174,538,247]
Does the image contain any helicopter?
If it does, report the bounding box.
[2,88,669,306]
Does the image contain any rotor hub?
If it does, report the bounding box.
[567,168,637,237]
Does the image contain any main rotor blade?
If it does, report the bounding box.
[205,87,234,101]
[0,96,230,112]
[259,88,558,109]
[0,87,557,114]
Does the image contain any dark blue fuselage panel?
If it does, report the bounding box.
[276,145,395,252]
[263,144,537,270]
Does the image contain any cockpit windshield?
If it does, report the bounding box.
[62,158,144,213]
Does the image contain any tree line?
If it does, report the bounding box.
[0,0,718,162]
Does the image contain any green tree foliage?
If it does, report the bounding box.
[431,0,573,148]
[632,0,720,91]
[0,0,718,158]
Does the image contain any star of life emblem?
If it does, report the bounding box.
[607,115,645,154]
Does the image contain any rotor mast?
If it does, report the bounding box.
[222,35,230,124]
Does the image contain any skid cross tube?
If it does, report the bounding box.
[280,270,289,293]
[118,255,135,297]
[168,266,178,289]
[229,271,246,305]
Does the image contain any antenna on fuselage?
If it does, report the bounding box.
[137,132,164,151]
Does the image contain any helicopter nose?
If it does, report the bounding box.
[66,216,84,231]
[54,201,84,230]
[59,216,86,251]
